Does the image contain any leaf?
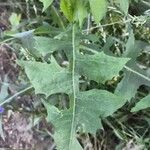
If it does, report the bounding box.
[34,25,62,35]
[43,89,125,150]
[117,0,129,15]
[76,52,129,83]
[0,75,9,101]
[34,36,71,56]
[132,94,150,112]
[9,13,21,31]
[18,58,76,97]
[115,64,150,100]
[89,0,107,23]
[76,90,126,133]
[12,30,40,58]
[0,115,5,141]
[117,39,150,100]
[60,0,75,22]
[39,0,54,12]
[42,102,82,150]
[123,30,135,57]
[123,40,148,59]
[75,0,88,27]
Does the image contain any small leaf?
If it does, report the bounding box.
[39,0,54,12]
[132,94,150,112]
[75,0,88,27]
[34,36,71,56]
[18,58,76,97]
[123,30,135,57]
[89,0,107,23]
[0,75,9,101]
[9,13,21,31]
[115,64,150,100]
[76,52,129,83]
[0,115,5,140]
[117,0,129,15]
[60,0,75,22]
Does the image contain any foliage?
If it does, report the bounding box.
[0,0,150,149]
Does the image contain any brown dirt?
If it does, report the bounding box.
[0,6,54,149]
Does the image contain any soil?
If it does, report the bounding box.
[0,6,54,150]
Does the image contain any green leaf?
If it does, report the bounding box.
[43,89,125,150]
[115,64,150,100]
[76,90,126,133]
[123,40,148,59]
[116,40,150,100]
[0,115,5,141]
[76,52,129,83]
[132,94,150,112]
[42,102,82,150]
[34,25,62,35]
[34,36,71,56]
[39,0,54,11]
[18,58,75,97]
[0,75,9,101]
[75,0,88,27]
[60,0,75,22]
[117,0,129,15]
[9,13,21,31]
[13,30,40,58]
[123,30,135,57]
[89,0,107,23]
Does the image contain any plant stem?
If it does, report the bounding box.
[0,86,33,106]
[69,24,76,149]
[0,38,15,44]
[82,19,131,32]
[80,45,98,54]
[124,66,150,82]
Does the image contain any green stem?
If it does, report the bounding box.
[82,19,131,32]
[80,45,98,54]
[124,66,150,82]
[69,24,76,149]
[0,38,15,44]
[0,86,33,106]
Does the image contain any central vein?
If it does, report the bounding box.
[69,24,76,149]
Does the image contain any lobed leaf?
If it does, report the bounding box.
[132,94,150,112]
[43,89,126,150]
[76,52,129,83]
[89,0,107,23]
[18,58,76,97]
[115,64,150,101]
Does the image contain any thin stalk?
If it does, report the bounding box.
[0,86,33,106]
[80,45,98,54]
[69,24,76,149]
[82,19,131,32]
[0,38,15,44]
[124,66,150,82]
